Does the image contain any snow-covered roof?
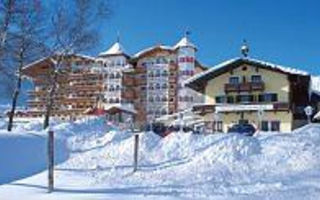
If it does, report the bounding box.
[311,76,320,96]
[99,42,128,57]
[185,57,309,89]
[133,45,173,58]
[133,36,197,58]
[105,103,137,114]
[173,36,197,50]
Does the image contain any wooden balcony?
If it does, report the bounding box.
[135,78,147,85]
[136,67,147,74]
[169,77,177,84]
[122,76,135,86]
[225,82,265,93]
[122,89,136,100]
[169,64,178,71]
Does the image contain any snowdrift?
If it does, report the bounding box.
[1,118,320,199]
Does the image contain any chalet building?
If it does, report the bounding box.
[21,34,206,125]
[22,54,103,120]
[185,55,312,133]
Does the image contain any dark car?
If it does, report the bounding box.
[227,123,256,136]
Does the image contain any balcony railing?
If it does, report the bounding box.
[122,76,135,86]
[225,82,265,93]
[122,89,136,99]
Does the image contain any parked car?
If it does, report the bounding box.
[227,123,256,136]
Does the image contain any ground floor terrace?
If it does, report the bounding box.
[193,103,308,133]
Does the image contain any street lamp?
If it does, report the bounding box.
[304,105,313,124]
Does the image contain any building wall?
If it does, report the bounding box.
[205,64,290,104]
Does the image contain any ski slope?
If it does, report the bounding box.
[0,118,320,199]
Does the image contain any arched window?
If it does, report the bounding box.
[115,72,121,79]
[149,83,154,90]
[109,86,114,91]
[110,73,115,79]
[149,71,154,77]
[116,85,121,91]
[115,98,120,103]
[161,109,167,115]
[162,83,167,89]
[162,96,168,102]
[149,96,154,102]
[155,70,161,77]
[156,83,161,89]
[162,70,168,77]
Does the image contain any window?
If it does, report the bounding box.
[236,95,254,103]
[155,70,161,77]
[162,70,168,76]
[271,121,280,131]
[162,96,168,102]
[261,121,269,131]
[162,83,168,89]
[149,96,154,102]
[149,83,154,90]
[161,109,167,115]
[227,96,234,103]
[229,76,240,84]
[216,96,226,103]
[258,93,278,102]
[155,96,161,102]
[251,75,262,83]
[213,121,223,132]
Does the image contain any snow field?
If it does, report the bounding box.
[1,118,320,199]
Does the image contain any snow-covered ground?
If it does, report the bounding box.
[1,117,320,200]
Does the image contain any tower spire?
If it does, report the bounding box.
[241,39,249,57]
[116,31,120,43]
[184,27,191,38]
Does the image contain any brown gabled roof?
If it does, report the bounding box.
[185,57,309,92]
[22,54,96,78]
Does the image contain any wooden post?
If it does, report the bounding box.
[48,130,54,193]
[133,133,139,172]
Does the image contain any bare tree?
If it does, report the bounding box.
[42,0,111,129]
[0,0,15,51]
[6,0,45,131]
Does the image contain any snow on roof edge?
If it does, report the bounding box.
[185,57,309,86]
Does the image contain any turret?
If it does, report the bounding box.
[174,32,196,72]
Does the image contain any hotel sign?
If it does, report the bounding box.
[216,104,274,112]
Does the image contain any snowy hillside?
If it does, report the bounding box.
[1,118,320,199]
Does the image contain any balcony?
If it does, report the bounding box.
[122,89,136,100]
[169,64,178,71]
[122,76,135,86]
[136,67,147,74]
[135,78,147,85]
[225,82,265,93]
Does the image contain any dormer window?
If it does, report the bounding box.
[251,75,262,83]
[229,76,240,84]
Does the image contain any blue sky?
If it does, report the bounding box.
[94,0,320,75]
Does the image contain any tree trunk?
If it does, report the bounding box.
[43,72,58,129]
[43,58,61,130]
[7,47,23,132]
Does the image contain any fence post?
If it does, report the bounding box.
[48,130,54,193]
[133,133,139,172]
